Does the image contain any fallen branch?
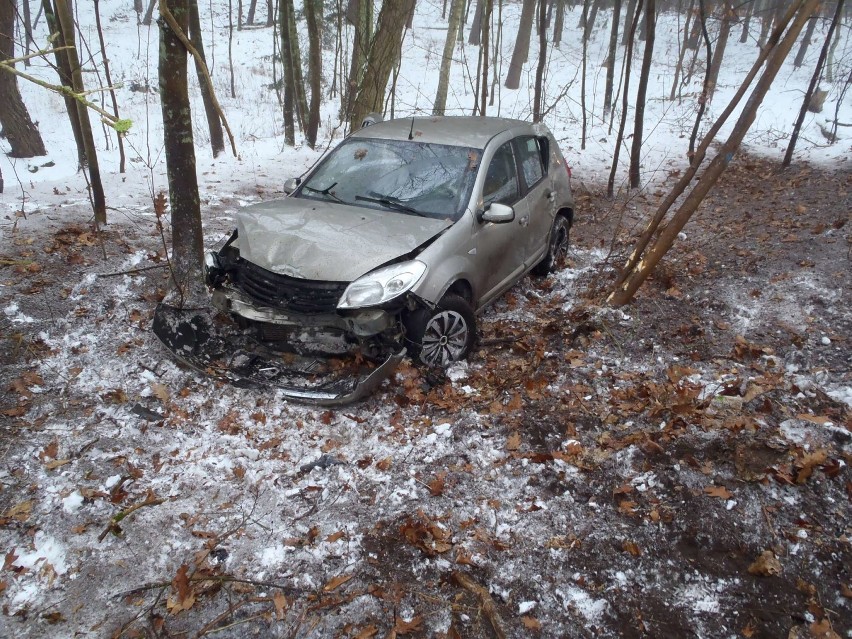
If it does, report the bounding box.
[98,493,166,542]
[97,264,168,278]
[451,571,507,639]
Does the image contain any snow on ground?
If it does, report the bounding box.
[1,1,851,637]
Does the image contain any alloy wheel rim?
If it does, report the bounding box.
[553,225,568,264]
[420,310,468,366]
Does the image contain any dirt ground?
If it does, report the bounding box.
[1,156,850,638]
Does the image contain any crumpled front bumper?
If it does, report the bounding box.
[152,303,404,405]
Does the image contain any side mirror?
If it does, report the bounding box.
[283,177,301,194]
[481,202,515,224]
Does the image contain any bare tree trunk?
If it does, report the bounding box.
[350,0,414,130]
[757,0,772,47]
[580,0,588,147]
[621,0,637,43]
[581,0,601,40]
[41,0,84,166]
[533,0,547,122]
[93,0,126,172]
[553,0,564,47]
[266,0,274,26]
[286,0,308,132]
[279,0,295,144]
[143,0,157,25]
[434,0,466,115]
[784,0,845,166]
[188,0,225,157]
[479,0,492,116]
[55,0,106,225]
[688,0,712,160]
[607,0,643,197]
[609,0,819,307]
[793,8,818,68]
[739,0,754,43]
[469,0,482,44]
[826,9,841,81]
[159,0,205,308]
[504,0,536,89]
[706,1,733,100]
[669,0,694,101]
[21,0,33,65]
[228,0,236,96]
[604,0,622,115]
[246,0,258,24]
[344,0,372,124]
[304,0,322,148]
[0,0,47,157]
[629,0,654,188]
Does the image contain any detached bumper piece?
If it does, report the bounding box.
[152,304,404,405]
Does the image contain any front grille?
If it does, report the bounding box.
[234,260,347,313]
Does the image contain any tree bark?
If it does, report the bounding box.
[784,0,845,166]
[188,0,225,157]
[159,0,206,308]
[0,0,47,158]
[350,0,414,131]
[504,0,536,89]
[55,0,106,225]
[479,0,492,116]
[793,9,818,68]
[304,0,322,148]
[706,1,733,100]
[553,0,564,47]
[344,0,372,124]
[41,0,85,166]
[469,0,482,45]
[434,0,465,115]
[669,0,694,101]
[603,0,622,115]
[629,0,654,188]
[533,0,547,122]
[279,0,295,144]
[608,0,819,307]
[621,0,637,43]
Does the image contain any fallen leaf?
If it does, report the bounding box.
[326,531,345,543]
[796,414,831,425]
[506,432,522,451]
[323,573,354,592]
[353,625,377,639]
[622,540,642,557]
[428,473,446,497]
[809,619,841,639]
[748,550,782,577]
[272,591,288,620]
[705,485,733,500]
[394,615,423,634]
[39,440,59,461]
[521,616,541,630]
[44,459,71,470]
[151,383,170,403]
[6,501,32,522]
[376,457,392,471]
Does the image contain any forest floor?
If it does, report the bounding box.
[1,155,850,639]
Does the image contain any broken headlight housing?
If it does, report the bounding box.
[338,260,427,309]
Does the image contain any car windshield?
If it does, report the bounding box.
[299,137,481,221]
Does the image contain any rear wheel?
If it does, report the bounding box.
[404,294,476,367]
[533,214,570,276]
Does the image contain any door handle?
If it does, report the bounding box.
[519,215,530,227]
[544,189,556,201]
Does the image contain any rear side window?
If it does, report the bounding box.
[516,136,547,190]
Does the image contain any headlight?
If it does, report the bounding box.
[338,260,427,309]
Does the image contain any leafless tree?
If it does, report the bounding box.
[629,0,655,188]
[504,0,535,89]
[435,0,466,115]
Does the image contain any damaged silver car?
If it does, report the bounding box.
[154,116,574,404]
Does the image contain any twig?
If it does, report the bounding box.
[98,495,166,542]
[451,571,507,639]
[97,264,168,278]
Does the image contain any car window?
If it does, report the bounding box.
[298,138,480,221]
[482,142,519,206]
[516,136,545,190]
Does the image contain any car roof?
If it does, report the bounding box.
[351,116,536,149]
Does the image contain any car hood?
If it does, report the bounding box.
[235,197,453,282]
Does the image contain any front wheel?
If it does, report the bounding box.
[532,214,571,276]
[404,294,476,367]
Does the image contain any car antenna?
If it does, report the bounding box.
[408,116,415,141]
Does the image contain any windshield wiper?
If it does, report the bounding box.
[303,182,344,204]
[355,193,427,217]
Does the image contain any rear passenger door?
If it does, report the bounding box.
[513,136,554,265]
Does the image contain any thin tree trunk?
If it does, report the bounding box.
[142,0,157,25]
[434,0,466,115]
[22,0,33,65]
[504,0,536,89]
[607,0,642,197]
[784,0,845,166]
[304,0,321,148]
[55,0,106,225]
[533,0,546,122]
[350,0,414,130]
[826,9,841,81]
[246,0,258,24]
[0,0,47,157]
[739,0,753,43]
[479,0,491,116]
[757,0,772,47]
[469,0,482,44]
[669,0,694,102]
[344,0,372,124]
[228,0,236,97]
[286,0,308,132]
[793,9,818,68]
[188,0,225,157]
[688,0,712,160]
[604,0,622,115]
[93,0,126,172]
[609,0,819,306]
[159,0,205,308]
[553,0,564,47]
[629,0,654,188]
[621,0,637,43]
[580,0,588,147]
[707,1,733,100]
[279,0,295,144]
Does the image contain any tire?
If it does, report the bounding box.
[532,214,571,276]
[404,294,476,367]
